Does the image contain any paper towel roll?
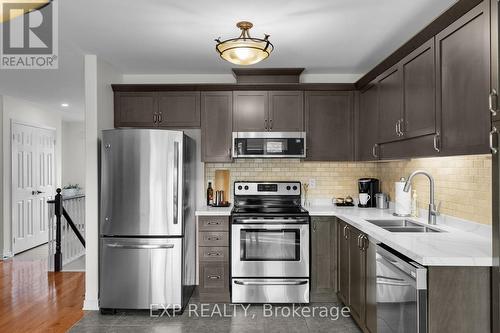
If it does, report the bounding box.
[394,180,411,216]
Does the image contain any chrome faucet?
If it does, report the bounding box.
[403,170,440,225]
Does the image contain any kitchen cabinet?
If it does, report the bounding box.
[402,38,437,139]
[114,92,157,127]
[201,92,233,162]
[436,1,491,155]
[233,91,304,132]
[377,65,403,143]
[311,217,337,302]
[337,220,350,305]
[233,91,269,132]
[337,218,374,333]
[357,84,379,161]
[305,91,354,161]
[157,92,200,128]
[197,216,230,302]
[268,91,304,131]
[379,134,439,160]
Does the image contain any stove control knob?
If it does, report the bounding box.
[286,186,291,191]
[237,185,243,190]
[244,185,249,190]
[292,185,298,191]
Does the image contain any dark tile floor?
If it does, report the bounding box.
[69,302,362,333]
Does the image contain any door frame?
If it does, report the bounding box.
[10,120,57,255]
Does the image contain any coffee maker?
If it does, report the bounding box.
[358,178,379,208]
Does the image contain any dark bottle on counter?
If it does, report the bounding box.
[207,182,214,206]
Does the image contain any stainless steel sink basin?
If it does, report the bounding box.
[366,219,421,227]
[366,219,444,233]
[382,226,441,233]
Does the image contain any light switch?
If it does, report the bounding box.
[309,179,316,189]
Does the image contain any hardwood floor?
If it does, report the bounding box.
[0,256,85,333]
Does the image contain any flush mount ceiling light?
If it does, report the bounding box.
[215,21,274,66]
[0,0,52,23]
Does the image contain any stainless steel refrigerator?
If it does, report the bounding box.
[99,129,195,311]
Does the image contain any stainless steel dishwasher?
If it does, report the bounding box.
[376,244,427,333]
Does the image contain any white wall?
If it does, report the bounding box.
[84,55,122,310]
[0,95,62,258]
[62,121,85,188]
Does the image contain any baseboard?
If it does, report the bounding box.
[2,251,13,260]
[83,298,99,311]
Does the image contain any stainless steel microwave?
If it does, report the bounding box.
[232,132,306,158]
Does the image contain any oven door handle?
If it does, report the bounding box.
[233,224,305,230]
[234,219,309,224]
[234,280,308,286]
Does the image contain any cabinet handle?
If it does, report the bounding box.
[207,237,221,241]
[208,275,221,280]
[399,118,405,136]
[362,235,369,251]
[207,221,220,225]
[228,147,232,157]
[264,119,268,130]
[206,252,222,256]
[357,234,363,249]
[344,226,349,240]
[395,120,400,136]
[269,119,273,130]
[490,126,498,154]
[490,89,498,117]
[372,144,379,158]
[433,131,441,152]
[158,112,163,123]
[153,113,157,123]
[313,222,317,231]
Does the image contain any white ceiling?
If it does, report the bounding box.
[0,0,457,120]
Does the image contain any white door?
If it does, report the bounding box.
[12,123,56,254]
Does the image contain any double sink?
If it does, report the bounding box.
[366,219,444,233]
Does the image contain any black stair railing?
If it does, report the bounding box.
[47,188,86,271]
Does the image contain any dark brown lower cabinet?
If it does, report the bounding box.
[336,218,376,333]
[198,216,230,302]
[311,217,338,302]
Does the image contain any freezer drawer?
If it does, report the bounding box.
[231,278,310,303]
[100,237,182,309]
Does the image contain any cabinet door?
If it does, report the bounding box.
[337,220,350,305]
[305,91,354,161]
[201,92,233,162]
[157,92,201,128]
[377,65,403,143]
[379,133,439,160]
[358,84,379,161]
[349,228,366,325]
[233,91,268,131]
[311,217,337,301]
[402,38,436,138]
[268,91,304,131]
[114,92,157,127]
[436,2,490,155]
[365,239,377,333]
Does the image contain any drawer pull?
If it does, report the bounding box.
[207,221,221,225]
[206,237,221,241]
[208,275,221,280]
[206,252,222,256]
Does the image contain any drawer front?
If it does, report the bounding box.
[199,263,229,290]
[199,231,228,247]
[199,247,228,262]
[198,216,229,231]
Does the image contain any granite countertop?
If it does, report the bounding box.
[195,204,492,267]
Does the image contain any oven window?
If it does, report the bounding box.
[240,229,300,261]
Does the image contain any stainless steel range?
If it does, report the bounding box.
[231,181,310,303]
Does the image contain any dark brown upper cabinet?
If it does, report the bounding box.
[157,92,201,128]
[357,84,379,161]
[233,91,268,131]
[114,92,157,128]
[377,65,403,143]
[268,91,304,131]
[402,38,437,139]
[436,1,491,156]
[233,91,304,132]
[201,92,233,162]
[305,91,354,161]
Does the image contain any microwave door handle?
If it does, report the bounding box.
[173,141,179,225]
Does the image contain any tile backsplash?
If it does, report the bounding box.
[205,154,492,225]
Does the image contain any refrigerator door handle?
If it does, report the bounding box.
[173,141,180,225]
[106,243,175,249]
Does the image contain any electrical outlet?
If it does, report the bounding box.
[309,179,316,189]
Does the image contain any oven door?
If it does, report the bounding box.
[231,223,309,278]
